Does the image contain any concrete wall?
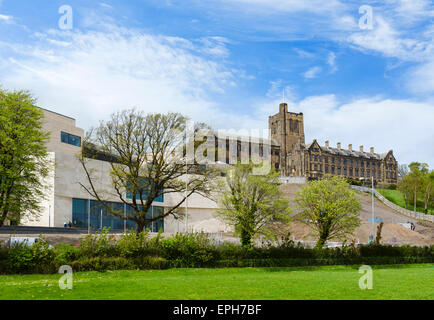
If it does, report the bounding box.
[350,185,434,223]
[27,152,229,232]
[41,109,84,155]
[20,153,56,227]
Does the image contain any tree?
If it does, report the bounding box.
[294,175,361,248]
[398,164,409,181]
[216,163,292,247]
[374,222,384,245]
[397,175,412,209]
[79,109,218,234]
[0,88,51,226]
[407,162,428,212]
[421,170,434,214]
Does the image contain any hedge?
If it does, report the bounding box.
[0,230,432,274]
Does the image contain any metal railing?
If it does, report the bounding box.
[350,185,434,223]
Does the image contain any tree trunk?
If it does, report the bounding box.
[136,221,146,235]
[240,228,252,248]
[414,189,417,212]
[315,237,326,249]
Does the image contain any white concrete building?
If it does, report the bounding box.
[23,108,230,233]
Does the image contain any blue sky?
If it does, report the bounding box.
[0,0,433,167]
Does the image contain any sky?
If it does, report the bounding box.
[0,0,433,168]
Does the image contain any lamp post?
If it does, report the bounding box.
[185,157,188,233]
[371,176,375,242]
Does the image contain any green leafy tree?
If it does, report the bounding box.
[421,170,434,214]
[397,175,413,209]
[0,88,50,226]
[407,162,428,212]
[294,175,361,248]
[216,163,292,247]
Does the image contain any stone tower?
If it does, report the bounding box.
[269,103,305,175]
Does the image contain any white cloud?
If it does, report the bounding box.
[99,3,113,9]
[303,66,322,79]
[289,95,434,168]
[220,0,345,14]
[347,15,430,62]
[327,52,337,73]
[406,61,434,94]
[0,13,13,22]
[0,27,241,130]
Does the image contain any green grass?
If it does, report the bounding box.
[377,189,434,215]
[0,264,433,300]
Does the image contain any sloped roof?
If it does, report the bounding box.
[303,141,392,160]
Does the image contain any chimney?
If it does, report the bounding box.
[325,140,329,148]
[370,147,374,154]
[360,145,364,152]
[348,144,352,151]
[279,103,287,114]
[337,142,341,150]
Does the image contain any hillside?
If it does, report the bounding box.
[280,184,434,245]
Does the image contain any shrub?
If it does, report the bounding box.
[134,256,168,270]
[79,228,119,257]
[159,232,218,267]
[6,238,55,274]
[53,243,80,267]
[7,241,35,273]
[116,229,160,258]
[71,257,135,272]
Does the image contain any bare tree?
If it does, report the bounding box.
[398,164,409,181]
[79,109,218,233]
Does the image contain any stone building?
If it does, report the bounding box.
[269,103,398,184]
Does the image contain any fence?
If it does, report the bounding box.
[350,185,434,223]
[280,176,306,184]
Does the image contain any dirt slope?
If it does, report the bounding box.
[280,184,434,245]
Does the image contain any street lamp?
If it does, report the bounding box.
[371,176,375,242]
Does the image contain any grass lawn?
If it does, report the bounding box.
[0,264,433,300]
[377,189,434,215]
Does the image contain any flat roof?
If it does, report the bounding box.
[38,107,76,121]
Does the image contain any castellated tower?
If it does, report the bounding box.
[269,103,305,175]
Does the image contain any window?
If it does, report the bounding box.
[61,131,81,147]
[331,166,335,174]
[349,168,353,176]
[325,157,328,163]
[337,167,341,175]
[126,179,164,203]
[325,165,329,173]
[72,199,164,232]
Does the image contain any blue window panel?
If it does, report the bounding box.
[61,131,81,147]
[61,131,69,144]
[73,199,165,232]
[126,179,164,203]
[72,199,88,228]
